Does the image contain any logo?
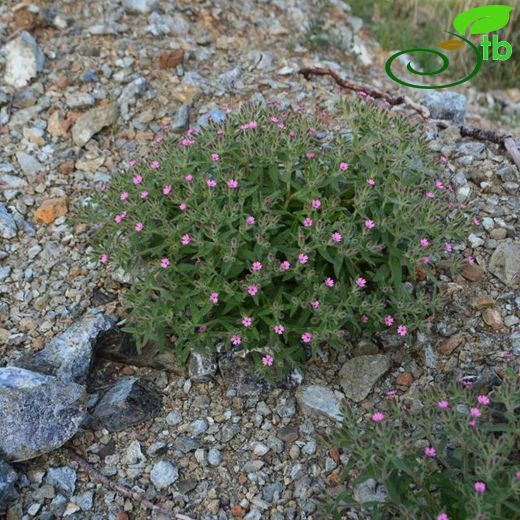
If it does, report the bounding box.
[385,5,513,89]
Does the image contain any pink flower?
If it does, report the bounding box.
[135,222,144,232]
[467,256,475,265]
[477,395,490,406]
[185,174,193,183]
[397,325,408,336]
[128,160,137,168]
[121,211,128,218]
[181,138,195,147]
[289,130,296,138]
[474,481,486,494]
[437,514,449,520]
[438,400,449,409]
[386,389,397,397]
[207,179,217,188]
[384,315,394,327]
[251,261,262,272]
[242,316,252,328]
[99,253,108,264]
[440,155,448,164]
[115,214,123,224]
[421,256,430,265]
[470,407,481,418]
[426,192,434,199]
[311,199,321,209]
[371,412,385,422]
[150,161,160,170]
[163,185,172,195]
[179,203,187,211]
[298,253,308,264]
[247,285,258,296]
[339,162,349,171]
[445,243,453,253]
[331,232,342,243]
[435,180,445,190]
[211,153,220,162]
[303,217,313,227]
[516,471,520,480]
[473,216,481,226]
[120,192,129,201]
[301,332,313,343]
[324,277,335,287]
[231,335,242,346]
[262,354,274,367]
[133,175,143,185]
[361,315,369,323]
[139,190,149,200]
[246,215,256,225]
[308,127,316,135]
[160,257,170,268]
[274,324,285,335]
[270,116,279,123]
[367,178,375,186]
[280,261,291,271]
[216,130,224,136]
[424,447,437,458]
[277,123,285,130]
[227,179,238,189]
[209,292,219,304]
[155,134,164,143]
[240,121,257,130]
[355,277,367,288]
[181,234,190,245]
[469,419,477,429]
[364,219,375,230]
[306,152,316,159]
[311,300,320,310]
[420,238,430,247]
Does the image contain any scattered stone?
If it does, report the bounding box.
[462,263,484,282]
[488,241,520,287]
[123,440,146,465]
[219,353,272,396]
[353,478,388,504]
[207,448,222,466]
[3,32,45,88]
[47,110,68,137]
[14,313,113,385]
[278,426,299,443]
[46,467,76,497]
[338,354,389,402]
[34,196,68,225]
[88,377,162,432]
[73,491,94,511]
[159,49,185,69]
[422,91,466,123]
[0,459,17,508]
[482,308,503,330]
[177,478,198,494]
[171,104,190,132]
[295,385,343,421]
[174,437,202,454]
[16,151,42,177]
[166,410,182,426]
[71,103,119,147]
[0,204,17,239]
[396,373,414,387]
[118,77,148,121]
[123,0,158,14]
[471,296,495,310]
[188,350,217,382]
[438,333,465,356]
[150,461,178,490]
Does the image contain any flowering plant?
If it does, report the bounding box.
[322,366,520,519]
[81,100,468,377]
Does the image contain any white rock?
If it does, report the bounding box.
[3,32,45,88]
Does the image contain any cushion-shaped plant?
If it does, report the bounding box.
[81,100,468,378]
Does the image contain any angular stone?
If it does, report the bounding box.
[72,103,119,147]
[462,264,484,282]
[422,91,466,124]
[188,350,217,382]
[16,151,42,177]
[150,460,178,490]
[338,354,389,402]
[3,32,45,88]
[438,333,465,356]
[218,352,272,397]
[353,478,388,504]
[482,308,503,330]
[46,467,76,497]
[122,0,158,13]
[0,204,17,239]
[295,385,343,421]
[488,241,520,287]
[0,459,17,508]
[158,49,184,69]
[14,313,114,385]
[0,367,86,462]
[87,377,162,432]
[34,196,68,224]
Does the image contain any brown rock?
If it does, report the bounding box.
[59,160,75,175]
[482,308,503,330]
[57,76,69,89]
[34,197,68,224]
[326,471,342,485]
[462,264,484,282]
[278,426,299,443]
[329,447,340,464]
[159,49,185,69]
[72,103,119,147]
[171,84,202,105]
[396,373,414,387]
[237,474,247,485]
[231,505,244,518]
[47,110,68,137]
[471,296,495,310]
[438,333,465,356]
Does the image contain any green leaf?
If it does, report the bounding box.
[453,5,512,35]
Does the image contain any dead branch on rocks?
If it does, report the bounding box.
[67,448,194,520]
[299,66,520,172]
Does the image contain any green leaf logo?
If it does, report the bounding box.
[453,5,513,35]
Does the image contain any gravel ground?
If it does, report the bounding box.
[0,1,519,519]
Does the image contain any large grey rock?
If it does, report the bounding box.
[353,478,388,504]
[150,460,178,490]
[188,350,217,382]
[0,204,17,239]
[87,377,162,432]
[3,32,45,88]
[16,151,42,177]
[72,103,119,147]
[0,367,86,462]
[118,77,148,121]
[488,241,520,287]
[218,352,272,396]
[14,313,114,385]
[0,459,17,507]
[339,354,390,402]
[422,91,467,124]
[295,385,343,421]
[122,0,158,13]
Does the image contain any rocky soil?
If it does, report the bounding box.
[0,1,519,519]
